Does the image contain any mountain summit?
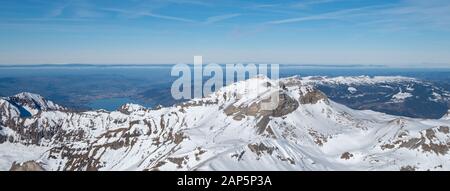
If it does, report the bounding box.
[443,110,450,120]
[0,76,450,171]
[1,92,65,117]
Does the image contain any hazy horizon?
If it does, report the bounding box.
[1,63,450,69]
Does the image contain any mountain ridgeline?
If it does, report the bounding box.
[1,76,450,171]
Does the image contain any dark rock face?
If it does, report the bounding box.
[118,104,133,115]
[382,127,450,155]
[340,152,354,160]
[224,91,299,135]
[224,92,299,118]
[268,93,299,117]
[9,161,45,171]
[247,143,276,156]
[118,103,154,115]
[438,126,449,134]
[0,133,6,143]
[300,90,328,104]
[9,96,41,111]
[400,165,416,171]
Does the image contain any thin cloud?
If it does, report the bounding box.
[267,15,331,24]
[265,0,450,32]
[245,3,299,15]
[249,3,280,9]
[139,12,195,23]
[266,5,394,25]
[46,0,105,19]
[204,13,241,24]
[163,0,211,6]
[292,0,339,9]
[102,8,195,23]
[103,8,240,24]
[48,3,69,17]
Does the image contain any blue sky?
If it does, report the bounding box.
[1,0,450,66]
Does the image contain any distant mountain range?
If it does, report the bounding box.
[305,76,450,119]
[1,76,450,171]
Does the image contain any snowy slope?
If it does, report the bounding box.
[300,75,416,85]
[443,110,450,120]
[298,75,450,119]
[0,76,450,171]
[391,90,413,103]
[1,92,66,116]
[0,142,49,171]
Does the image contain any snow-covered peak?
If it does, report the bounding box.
[0,99,21,119]
[1,76,450,171]
[209,75,320,103]
[13,92,45,101]
[12,92,63,109]
[211,76,279,106]
[4,92,65,116]
[300,75,416,85]
[118,103,146,114]
[443,110,450,120]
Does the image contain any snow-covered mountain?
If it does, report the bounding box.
[300,75,450,119]
[1,76,450,171]
[443,110,450,120]
[1,92,66,117]
[300,75,417,85]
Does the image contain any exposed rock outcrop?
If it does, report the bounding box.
[382,127,450,155]
[9,161,45,171]
[118,103,146,114]
[300,90,328,104]
[0,133,6,143]
[340,152,354,160]
[224,92,299,118]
